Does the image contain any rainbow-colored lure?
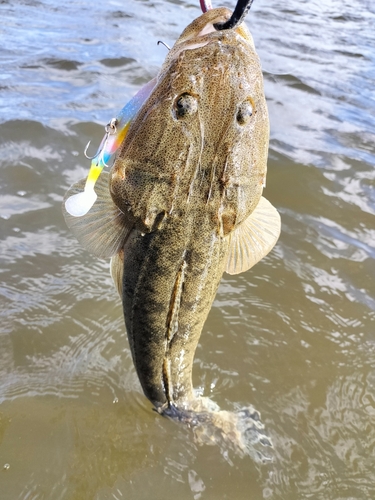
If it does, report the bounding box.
[65,77,156,217]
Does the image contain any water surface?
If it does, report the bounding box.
[0,0,374,498]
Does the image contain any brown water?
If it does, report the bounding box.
[1,0,374,498]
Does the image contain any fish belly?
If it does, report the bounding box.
[121,210,228,410]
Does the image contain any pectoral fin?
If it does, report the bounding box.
[62,172,134,259]
[225,197,281,275]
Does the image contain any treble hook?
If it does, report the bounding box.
[84,140,100,160]
[83,118,118,164]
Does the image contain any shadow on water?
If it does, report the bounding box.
[0,0,375,498]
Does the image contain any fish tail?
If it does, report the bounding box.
[159,400,273,462]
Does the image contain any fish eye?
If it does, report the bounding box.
[174,93,198,119]
[236,99,254,125]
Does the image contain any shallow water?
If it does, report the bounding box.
[1,0,374,498]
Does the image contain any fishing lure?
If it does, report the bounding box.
[65,77,156,217]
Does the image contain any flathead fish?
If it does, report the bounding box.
[63,6,280,456]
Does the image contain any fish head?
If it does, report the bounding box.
[110,8,269,235]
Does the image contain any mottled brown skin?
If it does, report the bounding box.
[110,8,269,413]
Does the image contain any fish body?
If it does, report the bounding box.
[121,202,229,408]
[63,7,280,448]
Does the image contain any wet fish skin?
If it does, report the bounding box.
[109,8,269,411]
[120,204,229,408]
[63,8,281,441]
[110,8,269,237]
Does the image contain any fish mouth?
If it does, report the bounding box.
[214,0,255,31]
[161,7,255,70]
